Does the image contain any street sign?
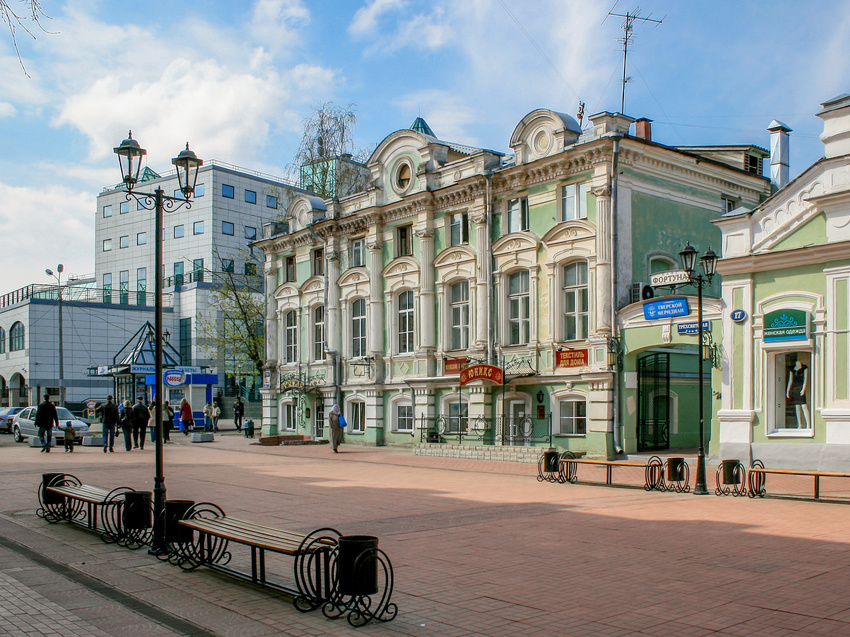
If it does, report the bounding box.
[731,309,747,322]
[643,297,690,320]
[678,321,711,335]
[650,270,691,287]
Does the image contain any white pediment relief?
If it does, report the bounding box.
[434,246,475,267]
[492,234,540,257]
[382,257,420,279]
[300,276,325,295]
[274,283,299,301]
[541,220,595,245]
[338,269,368,288]
[751,171,827,252]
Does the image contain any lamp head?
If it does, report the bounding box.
[45,268,53,276]
[114,131,147,190]
[700,246,718,279]
[172,143,203,198]
[679,242,698,275]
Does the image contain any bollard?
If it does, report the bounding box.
[164,500,195,544]
[123,491,153,530]
[667,457,685,482]
[722,459,741,484]
[337,535,379,596]
[41,473,65,505]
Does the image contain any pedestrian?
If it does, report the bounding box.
[179,398,194,435]
[203,402,213,432]
[133,396,150,450]
[328,404,343,453]
[62,421,76,452]
[212,400,221,433]
[35,393,59,453]
[162,400,174,443]
[95,395,119,453]
[119,400,133,450]
[233,396,244,431]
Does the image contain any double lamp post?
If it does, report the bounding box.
[113,132,203,553]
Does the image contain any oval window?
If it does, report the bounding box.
[396,163,411,190]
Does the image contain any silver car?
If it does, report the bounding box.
[12,406,90,443]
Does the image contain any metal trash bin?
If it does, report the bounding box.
[722,459,741,484]
[543,450,560,473]
[164,500,195,544]
[667,457,685,482]
[41,473,65,505]
[337,535,379,596]
[244,419,254,438]
[123,491,152,530]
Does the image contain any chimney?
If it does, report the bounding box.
[817,93,850,159]
[635,118,652,141]
[767,120,792,191]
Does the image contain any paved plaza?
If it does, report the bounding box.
[2,430,850,636]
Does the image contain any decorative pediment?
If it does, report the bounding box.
[541,220,595,245]
[492,234,541,256]
[286,194,327,233]
[338,268,369,287]
[274,283,299,301]
[382,257,421,291]
[434,246,476,281]
[509,108,582,166]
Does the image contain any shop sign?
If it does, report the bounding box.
[643,297,689,320]
[556,349,589,368]
[163,369,186,387]
[764,309,808,342]
[730,309,747,323]
[650,270,690,286]
[460,364,504,386]
[85,399,97,420]
[445,358,466,374]
[677,321,711,335]
[130,365,155,374]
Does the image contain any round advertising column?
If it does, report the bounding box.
[337,535,379,596]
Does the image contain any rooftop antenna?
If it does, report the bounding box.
[603,3,663,114]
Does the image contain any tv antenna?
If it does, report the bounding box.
[603,4,663,114]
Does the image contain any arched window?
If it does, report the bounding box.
[351,298,366,357]
[398,290,414,354]
[449,280,470,350]
[9,322,24,352]
[0,327,5,354]
[313,306,325,361]
[562,262,589,341]
[508,271,530,345]
[284,310,297,363]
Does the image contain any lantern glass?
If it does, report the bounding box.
[701,247,718,278]
[172,143,203,198]
[679,242,697,274]
[114,131,147,190]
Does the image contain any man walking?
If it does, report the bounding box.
[96,395,119,453]
[233,396,244,431]
[35,394,59,452]
[132,396,151,450]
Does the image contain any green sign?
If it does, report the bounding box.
[763,309,808,342]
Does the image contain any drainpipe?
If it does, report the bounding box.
[610,133,624,455]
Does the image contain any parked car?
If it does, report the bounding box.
[12,406,90,443]
[0,407,25,433]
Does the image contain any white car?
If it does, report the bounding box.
[12,406,90,444]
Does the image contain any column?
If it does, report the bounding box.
[326,245,341,355]
[472,210,489,350]
[592,185,612,335]
[368,237,385,382]
[261,259,279,436]
[365,389,384,446]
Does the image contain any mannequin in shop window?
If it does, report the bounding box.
[786,360,810,428]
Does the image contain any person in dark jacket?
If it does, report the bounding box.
[95,395,120,453]
[35,394,59,452]
[132,396,150,450]
[233,397,244,431]
[119,400,133,450]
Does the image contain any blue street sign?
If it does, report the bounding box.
[643,297,689,320]
[678,321,711,335]
[731,309,747,323]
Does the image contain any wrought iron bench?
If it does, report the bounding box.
[557,453,691,492]
[747,460,850,500]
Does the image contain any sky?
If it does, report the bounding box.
[1,0,849,292]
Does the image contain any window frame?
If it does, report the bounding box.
[9,322,25,352]
[507,270,531,346]
[396,225,412,258]
[349,401,366,433]
[562,261,589,342]
[557,397,587,436]
[351,298,367,358]
[102,239,113,252]
[266,195,278,209]
[193,221,204,235]
[449,212,469,246]
[395,402,413,432]
[174,225,184,239]
[221,258,234,273]
[561,183,587,221]
[119,235,129,249]
[507,197,529,233]
[284,309,298,363]
[222,184,235,199]
[312,248,324,277]
[284,256,295,282]
[102,204,113,218]
[351,238,365,268]
[119,201,129,214]
[245,226,258,240]
[313,305,325,361]
[245,189,257,204]
[397,290,415,354]
[136,232,147,246]
[449,280,470,351]
[222,221,235,236]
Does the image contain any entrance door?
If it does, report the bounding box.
[506,400,528,446]
[314,397,325,439]
[637,352,670,451]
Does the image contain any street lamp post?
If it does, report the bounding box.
[45,265,64,406]
[114,132,202,554]
[679,242,718,496]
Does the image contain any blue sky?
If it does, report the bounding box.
[1,0,849,291]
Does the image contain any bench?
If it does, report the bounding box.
[747,460,850,500]
[558,454,691,492]
[37,473,148,547]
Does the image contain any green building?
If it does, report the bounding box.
[254,108,769,460]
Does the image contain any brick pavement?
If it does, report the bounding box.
[1,432,850,636]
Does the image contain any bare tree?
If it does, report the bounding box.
[2,0,52,75]
[289,102,371,199]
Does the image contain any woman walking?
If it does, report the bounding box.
[162,400,175,443]
[329,404,343,453]
[119,400,133,450]
[179,398,194,435]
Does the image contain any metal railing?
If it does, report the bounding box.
[1,284,171,309]
[418,415,551,446]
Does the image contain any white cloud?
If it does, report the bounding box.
[349,0,408,38]
[0,102,15,117]
[251,0,311,57]
[0,182,94,291]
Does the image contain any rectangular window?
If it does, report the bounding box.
[193,258,204,283]
[266,195,278,209]
[285,310,298,363]
[450,281,469,350]
[244,262,257,276]
[222,184,234,199]
[136,267,146,306]
[221,258,234,273]
[722,197,737,214]
[561,183,587,221]
[282,403,297,430]
[352,298,366,357]
[396,404,413,432]
[558,399,587,435]
[245,226,257,240]
[102,239,113,252]
[174,225,184,239]
[193,221,204,235]
[351,402,365,433]
[102,273,112,304]
[447,400,468,433]
[563,262,589,341]
[508,270,530,345]
[507,197,529,233]
[103,204,113,218]
[195,183,205,197]
[137,232,147,245]
[397,225,412,257]
[119,201,129,214]
[119,270,129,305]
[773,352,812,431]
[313,306,325,360]
[119,235,129,249]
[351,238,365,267]
[312,248,324,276]
[398,290,414,354]
[245,189,257,204]
[179,317,192,364]
[222,221,234,236]
[449,212,469,246]
[285,256,295,282]
[173,262,184,286]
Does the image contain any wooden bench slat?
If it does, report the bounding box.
[179,517,331,555]
[750,468,850,479]
[559,458,646,468]
[47,485,117,504]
